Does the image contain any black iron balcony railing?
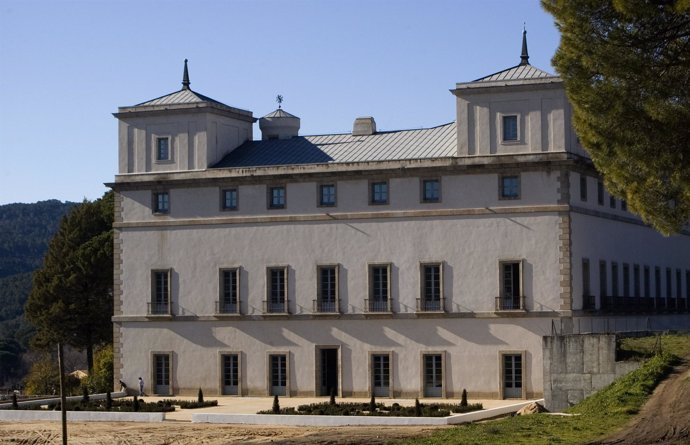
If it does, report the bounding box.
[263,299,288,314]
[495,295,525,311]
[582,295,596,311]
[364,298,391,313]
[416,297,445,312]
[215,300,240,315]
[147,301,171,316]
[313,299,339,313]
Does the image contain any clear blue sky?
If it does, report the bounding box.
[0,0,560,205]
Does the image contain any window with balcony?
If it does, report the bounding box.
[367,264,391,312]
[218,268,239,314]
[265,267,288,313]
[419,263,443,312]
[497,260,524,310]
[149,269,171,315]
[314,265,339,313]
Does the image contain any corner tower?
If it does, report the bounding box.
[114,60,256,174]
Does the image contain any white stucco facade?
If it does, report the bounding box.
[111,52,690,399]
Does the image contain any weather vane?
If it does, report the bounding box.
[276,94,284,109]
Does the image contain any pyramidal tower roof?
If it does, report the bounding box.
[455,29,560,89]
[115,60,254,121]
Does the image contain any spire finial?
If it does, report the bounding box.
[276,94,283,109]
[182,59,190,90]
[520,26,529,66]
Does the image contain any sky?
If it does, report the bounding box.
[0,0,561,205]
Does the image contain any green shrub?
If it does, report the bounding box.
[272,395,280,413]
[197,388,204,404]
[461,388,468,407]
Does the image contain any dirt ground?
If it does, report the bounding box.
[590,358,690,445]
[3,360,689,445]
[0,422,440,445]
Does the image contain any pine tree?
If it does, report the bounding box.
[542,0,690,234]
[25,192,114,371]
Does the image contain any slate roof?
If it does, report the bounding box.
[473,63,556,82]
[134,88,232,108]
[213,122,456,168]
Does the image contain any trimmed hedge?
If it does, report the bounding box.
[258,401,483,417]
[160,399,218,409]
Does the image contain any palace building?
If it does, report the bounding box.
[110,33,689,398]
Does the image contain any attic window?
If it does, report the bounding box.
[502,115,519,142]
[156,137,170,161]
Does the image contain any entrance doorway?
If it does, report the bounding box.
[502,353,523,399]
[319,348,338,396]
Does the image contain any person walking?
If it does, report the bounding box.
[138,377,144,396]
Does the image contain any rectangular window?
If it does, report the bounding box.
[676,269,682,299]
[150,270,170,315]
[623,263,630,297]
[153,191,169,214]
[611,262,619,297]
[266,267,287,313]
[686,270,690,299]
[502,115,518,141]
[582,258,592,309]
[221,353,239,395]
[269,354,287,396]
[221,189,238,211]
[156,137,170,161]
[219,268,239,314]
[315,265,338,313]
[599,260,608,298]
[499,175,520,200]
[597,181,604,205]
[655,267,661,297]
[371,353,390,397]
[370,181,389,205]
[498,261,523,310]
[634,265,641,298]
[644,266,651,298]
[423,354,443,397]
[420,263,443,312]
[610,196,616,209]
[268,186,286,209]
[621,200,628,211]
[368,264,391,312]
[666,268,672,298]
[318,184,336,207]
[421,179,440,203]
[153,353,171,395]
[580,175,587,202]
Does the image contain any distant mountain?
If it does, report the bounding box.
[0,200,76,380]
[0,200,77,278]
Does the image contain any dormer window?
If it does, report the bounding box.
[156,137,170,161]
[502,115,519,142]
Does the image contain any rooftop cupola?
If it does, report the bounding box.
[259,95,300,140]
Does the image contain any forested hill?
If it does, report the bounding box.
[0,200,77,278]
[0,200,76,350]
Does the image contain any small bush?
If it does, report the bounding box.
[329,387,336,405]
[11,393,18,410]
[272,395,280,413]
[197,388,204,404]
[105,391,112,411]
[414,398,422,417]
[369,394,376,412]
[461,389,468,407]
[133,395,139,412]
[81,386,89,405]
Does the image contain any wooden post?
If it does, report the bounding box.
[58,342,67,445]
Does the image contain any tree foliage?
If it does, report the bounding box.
[87,344,114,393]
[543,0,690,234]
[25,192,114,371]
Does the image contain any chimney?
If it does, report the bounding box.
[352,116,376,136]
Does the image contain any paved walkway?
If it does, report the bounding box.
[138,395,520,422]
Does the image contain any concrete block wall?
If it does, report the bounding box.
[542,334,639,412]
